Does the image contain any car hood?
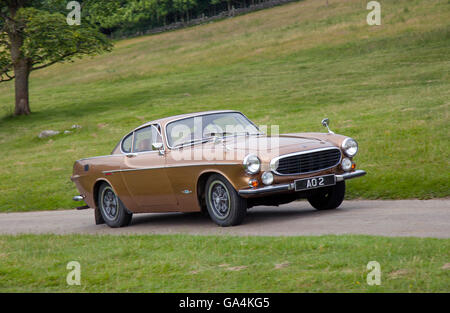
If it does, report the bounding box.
[210,134,338,162]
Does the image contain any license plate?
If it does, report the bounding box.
[294,174,336,191]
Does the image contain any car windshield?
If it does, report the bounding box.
[166,112,261,148]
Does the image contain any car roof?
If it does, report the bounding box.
[133,110,241,131]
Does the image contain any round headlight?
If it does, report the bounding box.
[243,154,261,174]
[341,158,352,172]
[342,138,358,157]
[261,171,274,185]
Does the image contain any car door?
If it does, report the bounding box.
[120,125,178,211]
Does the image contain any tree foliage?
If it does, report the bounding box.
[0,0,113,115]
[88,0,262,37]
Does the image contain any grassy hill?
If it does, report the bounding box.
[0,0,448,212]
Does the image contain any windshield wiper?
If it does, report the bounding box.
[174,138,210,148]
[204,132,233,138]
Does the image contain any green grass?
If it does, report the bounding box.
[0,0,449,211]
[0,234,448,292]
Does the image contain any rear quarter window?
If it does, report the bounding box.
[121,133,133,153]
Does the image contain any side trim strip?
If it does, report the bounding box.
[77,154,123,162]
[103,163,240,174]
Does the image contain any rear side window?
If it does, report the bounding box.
[121,133,133,153]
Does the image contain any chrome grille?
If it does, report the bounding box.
[274,148,341,175]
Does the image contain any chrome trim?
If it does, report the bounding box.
[239,170,366,195]
[77,154,123,162]
[73,195,84,201]
[238,183,294,195]
[164,111,262,150]
[103,162,240,174]
[335,170,366,182]
[270,147,342,176]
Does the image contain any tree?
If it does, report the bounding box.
[0,0,112,116]
[173,0,196,22]
[211,0,233,14]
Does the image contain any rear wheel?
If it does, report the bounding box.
[205,174,247,227]
[307,181,346,211]
[98,183,132,228]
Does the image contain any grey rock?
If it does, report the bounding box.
[71,124,82,129]
[38,130,60,138]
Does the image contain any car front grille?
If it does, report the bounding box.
[275,148,341,175]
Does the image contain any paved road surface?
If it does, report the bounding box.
[0,200,448,238]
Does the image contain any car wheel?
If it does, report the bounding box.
[307,181,346,211]
[205,174,247,227]
[98,183,133,228]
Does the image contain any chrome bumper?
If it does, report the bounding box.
[73,195,84,202]
[238,170,366,196]
[335,170,366,182]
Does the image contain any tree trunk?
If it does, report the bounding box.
[6,2,32,116]
[14,60,31,116]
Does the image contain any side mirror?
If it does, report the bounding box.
[152,142,164,155]
[321,118,334,134]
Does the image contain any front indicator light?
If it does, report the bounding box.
[249,179,259,188]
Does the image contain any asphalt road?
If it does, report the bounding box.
[0,200,448,238]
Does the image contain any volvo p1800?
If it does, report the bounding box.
[71,111,366,227]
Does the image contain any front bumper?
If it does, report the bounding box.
[238,170,366,196]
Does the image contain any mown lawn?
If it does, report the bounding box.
[0,234,448,292]
[0,0,449,211]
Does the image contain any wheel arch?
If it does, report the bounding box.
[93,178,116,209]
[196,170,237,214]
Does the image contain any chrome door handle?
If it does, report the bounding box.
[126,153,138,158]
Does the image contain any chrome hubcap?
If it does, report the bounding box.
[102,187,118,220]
[209,181,231,219]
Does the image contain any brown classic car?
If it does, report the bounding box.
[71,110,366,227]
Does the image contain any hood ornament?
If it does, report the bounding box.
[321,118,334,134]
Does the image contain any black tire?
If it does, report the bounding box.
[307,181,346,211]
[205,174,247,227]
[98,183,133,228]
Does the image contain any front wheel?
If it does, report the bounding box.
[205,174,247,227]
[98,183,133,228]
[307,181,346,211]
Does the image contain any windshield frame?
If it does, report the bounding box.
[164,112,261,150]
